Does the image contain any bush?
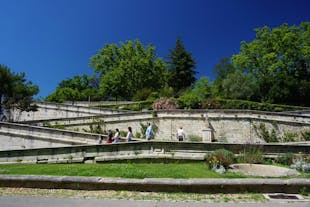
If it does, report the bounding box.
[152,97,178,110]
[253,123,278,143]
[276,153,295,165]
[283,132,298,142]
[216,99,307,111]
[177,93,201,109]
[201,99,222,109]
[120,130,127,137]
[301,130,310,141]
[290,153,310,173]
[238,146,264,164]
[188,135,202,142]
[135,132,141,138]
[159,86,174,98]
[205,149,235,169]
[147,92,160,101]
[132,88,153,101]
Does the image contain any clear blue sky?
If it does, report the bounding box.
[0,0,309,98]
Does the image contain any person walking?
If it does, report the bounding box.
[145,122,153,141]
[113,128,120,143]
[106,129,113,143]
[177,126,185,141]
[126,126,133,142]
[98,135,103,144]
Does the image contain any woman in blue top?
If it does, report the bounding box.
[145,123,153,140]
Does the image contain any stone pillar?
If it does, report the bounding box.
[202,128,213,142]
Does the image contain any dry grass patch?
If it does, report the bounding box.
[0,187,270,203]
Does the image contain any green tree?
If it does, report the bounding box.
[212,57,236,97]
[167,37,197,95]
[177,77,212,109]
[46,87,80,103]
[232,22,310,106]
[90,39,167,100]
[0,65,39,120]
[46,75,100,102]
[192,76,212,99]
[221,70,256,100]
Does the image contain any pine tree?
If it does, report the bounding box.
[167,37,197,94]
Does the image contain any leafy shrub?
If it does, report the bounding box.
[283,132,298,142]
[83,124,104,134]
[177,93,201,109]
[290,153,310,173]
[301,130,310,141]
[253,123,278,143]
[201,99,222,109]
[159,86,174,98]
[188,135,202,142]
[216,99,306,111]
[238,146,264,164]
[120,130,127,137]
[205,149,235,169]
[135,132,141,138]
[96,101,153,111]
[147,92,160,101]
[43,121,65,130]
[276,153,295,165]
[132,88,153,101]
[152,97,178,110]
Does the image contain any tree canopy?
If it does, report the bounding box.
[232,22,310,105]
[0,65,39,120]
[89,39,167,100]
[45,75,100,103]
[212,57,236,97]
[167,37,197,95]
[45,23,309,107]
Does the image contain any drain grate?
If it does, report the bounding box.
[264,193,303,200]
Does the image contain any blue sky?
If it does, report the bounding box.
[0,0,309,98]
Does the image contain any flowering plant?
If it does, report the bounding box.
[152,97,178,110]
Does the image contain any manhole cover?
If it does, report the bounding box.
[264,193,303,200]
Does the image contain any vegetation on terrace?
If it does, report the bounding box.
[0,162,308,178]
[1,22,309,116]
[1,149,309,178]
[44,22,309,109]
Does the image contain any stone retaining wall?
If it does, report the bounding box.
[0,141,309,164]
[0,122,102,150]
[0,175,309,193]
[10,102,129,122]
[31,110,310,143]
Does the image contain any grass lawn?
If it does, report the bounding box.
[1,163,308,179]
[0,163,252,178]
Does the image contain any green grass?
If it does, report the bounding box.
[1,163,309,178]
[0,163,250,178]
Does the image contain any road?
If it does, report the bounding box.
[1,195,310,207]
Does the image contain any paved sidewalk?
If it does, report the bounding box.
[1,195,310,207]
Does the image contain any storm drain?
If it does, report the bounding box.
[264,193,303,201]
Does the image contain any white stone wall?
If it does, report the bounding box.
[3,107,310,148]
[0,133,69,150]
[0,122,101,150]
[10,102,127,122]
[63,110,310,143]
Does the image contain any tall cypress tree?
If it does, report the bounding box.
[167,37,197,94]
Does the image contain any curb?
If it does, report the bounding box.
[0,175,310,193]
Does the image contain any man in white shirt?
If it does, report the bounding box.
[177,126,185,141]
